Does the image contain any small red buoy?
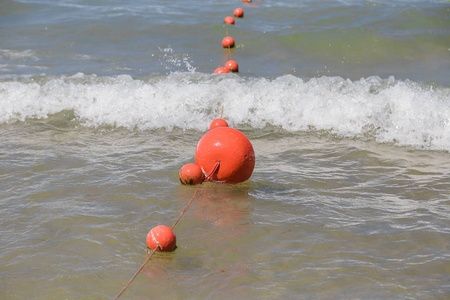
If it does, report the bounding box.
[195,126,255,184]
[209,118,229,130]
[214,67,230,74]
[224,60,239,72]
[222,36,235,48]
[146,225,176,252]
[234,8,244,18]
[224,16,235,25]
[242,0,252,2]
[179,163,204,185]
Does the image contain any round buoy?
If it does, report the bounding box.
[195,127,255,184]
[209,118,229,130]
[179,163,204,185]
[146,225,176,252]
[224,60,239,72]
[214,67,230,74]
[234,8,244,18]
[224,16,235,25]
[222,36,235,48]
[242,0,252,2]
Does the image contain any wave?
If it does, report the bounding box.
[1,72,449,151]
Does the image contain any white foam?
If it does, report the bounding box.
[0,49,39,61]
[0,73,449,151]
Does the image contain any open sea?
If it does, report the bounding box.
[1,0,450,299]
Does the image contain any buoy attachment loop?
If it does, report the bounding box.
[204,161,221,182]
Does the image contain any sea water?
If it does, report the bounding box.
[1,0,449,299]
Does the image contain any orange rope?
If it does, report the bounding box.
[113,247,158,300]
[204,161,220,182]
[171,185,200,229]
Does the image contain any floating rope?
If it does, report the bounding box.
[113,246,159,300]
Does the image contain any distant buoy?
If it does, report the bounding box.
[225,60,239,72]
[179,163,204,185]
[214,67,230,74]
[209,118,229,130]
[146,225,176,252]
[222,36,235,48]
[224,16,235,25]
[195,127,255,184]
[234,8,244,18]
[242,0,252,2]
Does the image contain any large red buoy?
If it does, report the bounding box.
[222,36,235,48]
[179,163,204,185]
[195,126,255,184]
[146,225,176,252]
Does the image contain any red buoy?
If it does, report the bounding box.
[209,118,229,130]
[224,60,239,72]
[179,163,204,185]
[224,16,235,25]
[234,8,244,18]
[214,67,230,74]
[222,36,235,48]
[242,0,252,2]
[146,225,176,252]
[195,127,255,184]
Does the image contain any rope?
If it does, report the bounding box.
[225,26,232,60]
[171,185,200,230]
[204,161,220,182]
[113,246,158,300]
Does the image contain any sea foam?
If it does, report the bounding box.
[0,73,449,151]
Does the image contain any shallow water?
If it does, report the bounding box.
[2,124,450,299]
[1,0,450,299]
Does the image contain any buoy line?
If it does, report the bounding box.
[215,6,245,74]
[114,1,260,297]
[113,116,255,299]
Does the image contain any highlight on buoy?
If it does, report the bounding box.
[214,67,230,74]
[195,126,255,184]
[222,36,235,48]
[179,163,204,185]
[234,8,244,18]
[224,60,239,72]
[146,225,176,252]
[224,16,235,25]
[209,118,229,130]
